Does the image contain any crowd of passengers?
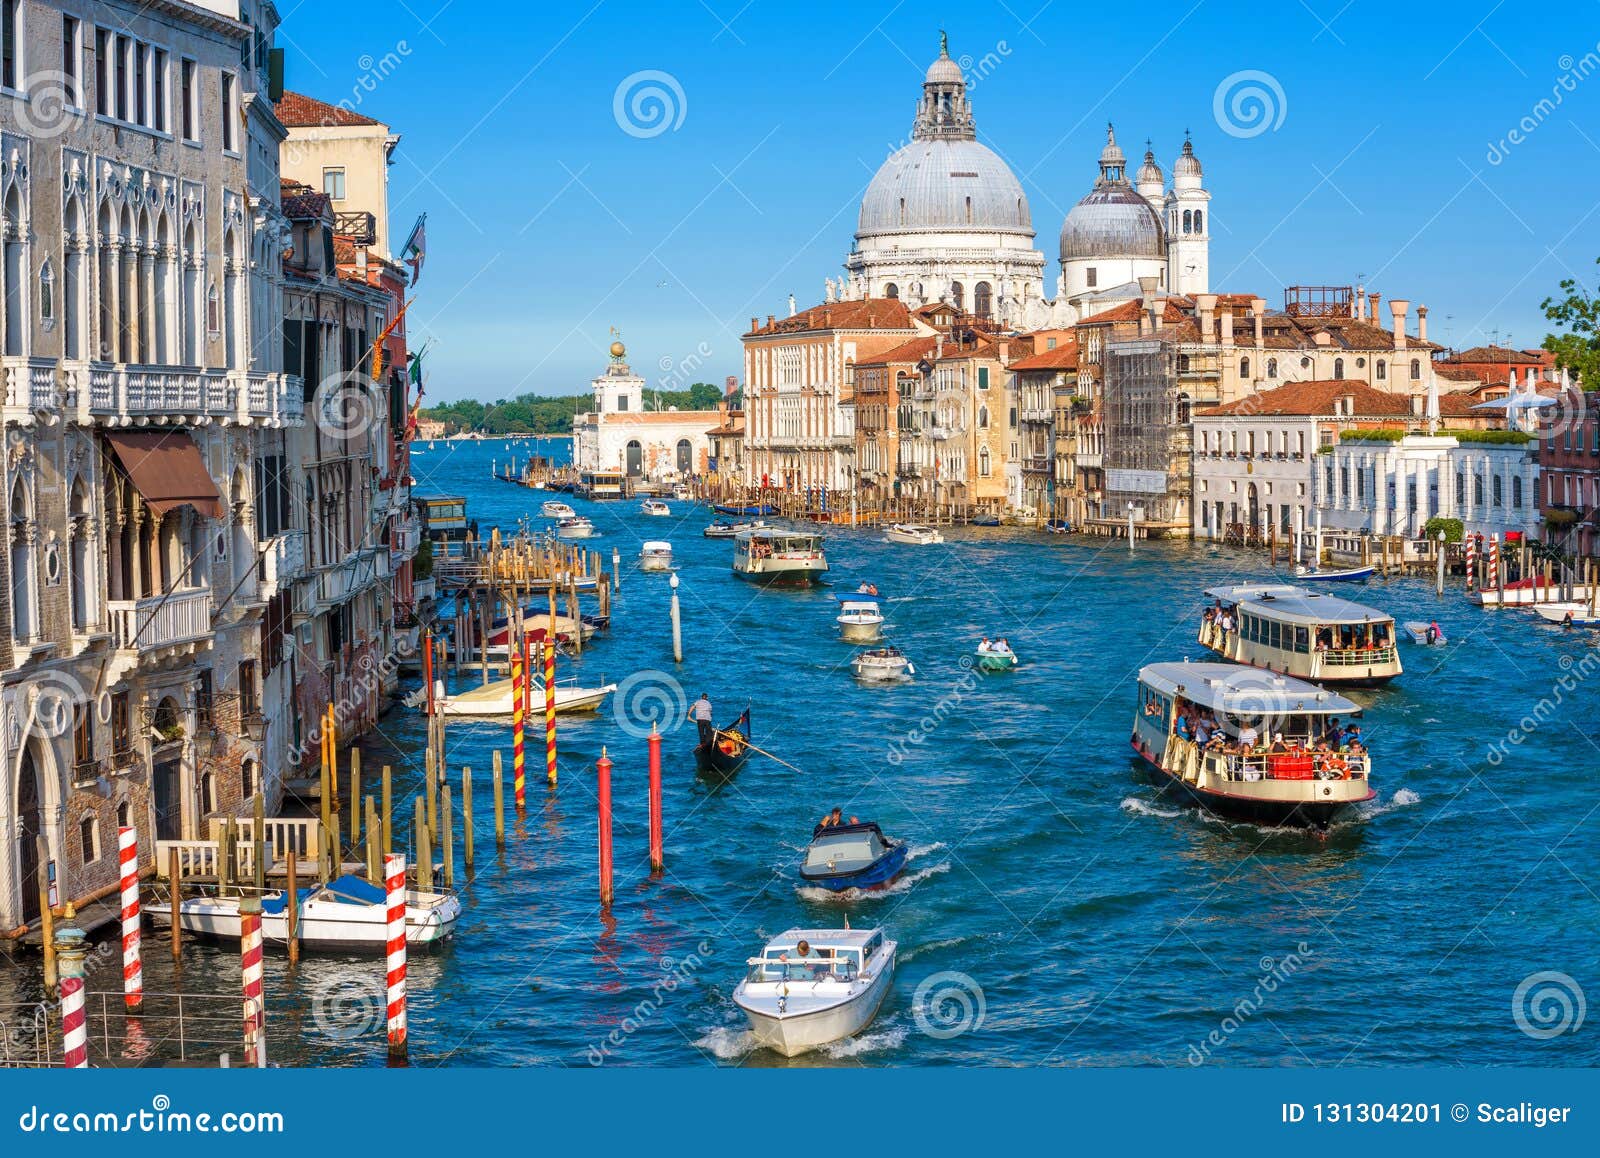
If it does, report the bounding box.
[1202,603,1393,651]
[1148,696,1368,767]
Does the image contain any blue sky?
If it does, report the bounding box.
[277,0,1600,402]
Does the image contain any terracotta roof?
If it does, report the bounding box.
[593,410,723,425]
[855,336,940,366]
[1441,345,1550,365]
[1077,298,1190,327]
[707,413,745,436]
[275,90,383,128]
[1438,391,1485,418]
[281,185,330,220]
[1008,340,1079,371]
[1436,365,1486,382]
[1200,379,1415,418]
[745,298,913,336]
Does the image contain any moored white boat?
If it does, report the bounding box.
[850,646,913,682]
[145,875,460,952]
[705,518,763,538]
[835,594,885,643]
[1531,602,1600,626]
[425,677,616,716]
[554,516,594,539]
[883,522,943,545]
[639,540,673,571]
[541,500,576,518]
[641,498,671,517]
[732,927,896,1057]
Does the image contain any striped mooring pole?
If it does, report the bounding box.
[544,639,558,788]
[511,642,527,812]
[118,826,142,1013]
[57,924,89,1068]
[239,897,266,1067]
[1489,533,1501,591]
[597,748,613,906]
[384,853,408,1061]
[648,724,663,874]
[1465,534,1477,592]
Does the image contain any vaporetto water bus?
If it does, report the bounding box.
[1131,662,1376,828]
[732,528,828,586]
[1198,583,1402,686]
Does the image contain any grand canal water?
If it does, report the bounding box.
[6,437,1597,1068]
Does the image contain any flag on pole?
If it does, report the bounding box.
[401,214,427,285]
[368,298,413,385]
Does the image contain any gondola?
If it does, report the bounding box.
[695,708,752,775]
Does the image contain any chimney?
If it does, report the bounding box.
[936,335,944,359]
[767,314,775,328]
[1416,304,1428,343]
[1251,297,1266,347]
[1220,311,1234,348]
[1389,299,1409,350]
[356,248,368,276]
[1526,367,1537,388]
[1195,293,1218,341]
[997,338,1011,362]
[788,294,797,317]
[1353,284,1364,319]
[1368,292,1380,323]
[750,316,759,332]
[1410,394,1423,417]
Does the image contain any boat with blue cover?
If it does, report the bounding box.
[714,501,778,516]
[799,822,908,891]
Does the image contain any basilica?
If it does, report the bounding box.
[838,35,1211,328]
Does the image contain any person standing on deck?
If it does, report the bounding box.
[689,693,715,747]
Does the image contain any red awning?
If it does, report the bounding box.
[104,431,225,519]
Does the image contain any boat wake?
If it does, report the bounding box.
[819,1020,908,1058]
[899,934,976,963]
[1359,787,1423,819]
[793,859,950,903]
[1120,796,1183,820]
[690,1023,758,1060]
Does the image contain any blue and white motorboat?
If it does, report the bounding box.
[799,822,908,891]
[834,592,885,642]
[1293,564,1375,583]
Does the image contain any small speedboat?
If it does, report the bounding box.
[554,516,594,539]
[800,822,908,891]
[1044,519,1071,534]
[1293,564,1374,583]
[671,483,692,501]
[973,639,1018,671]
[884,523,942,546]
[705,519,763,539]
[694,708,752,776]
[851,647,913,682]
[732,927,897,1057]
[424,677,616,716]
[641,498,671,517]
[639,540,673,571]
[145,875,460,952]
[1532,602,1600,626]
[1402,620,1448,646]
[835,594,885,643]
[541,500,576,518]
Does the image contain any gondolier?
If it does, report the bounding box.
[689,693,714,746]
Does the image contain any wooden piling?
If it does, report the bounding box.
[252,793,266,893]
[462,767,475,870]
[36,838,57,992]
[167,844,181,964]
[415,797,432,892]
[349,748,362,849]
[219,815,236,891]
[381,765,393,858]
[493,753,506,850]
[285,843,299,967]
[425,746,438,844]
[366,797,379,881]
[441,786,455,889]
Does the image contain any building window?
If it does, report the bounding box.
[134,43,147,124]
[1193,210,1202,233]
[180,58,196,140]
[1375,359,1386,380]
[111,691,131,757]
[977,366,989,390]
[220,71,236,150]
[1410,358,1421,381]
[974,281,992,318]
[978,448,991,477]
[1183,209,1192,233]
[950,282,963,312]
[242,758,259,800]
[152,49,167,132]
[0,0,19,89]
[1492,476,1503,507]
[323,167,346,200]
[80,815,100,864]
[62,15,80,106]
[94,28,108,114]
[978,405,989,428]
[239,658,258,716]
[1267,358,1278,378]
[1086,267,1097,288]
[39,259,54,324]
[1333,358,1345,378]
[884,282,897,299]
[200,770,218,815]
[1512,476,1523,508]
[1455,472,1465,507]
[117,801,131,829]
[1240,357,1250,378]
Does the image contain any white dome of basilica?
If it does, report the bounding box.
[1059,125,1165,263]
[858,138,1032,237]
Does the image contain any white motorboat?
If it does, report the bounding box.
[554,516,594,539]
[835,594,885,643]
[732,927,896,1057]
[705,518,763,538]
[884,523,943,546]
[733,528,828,587]
[541,500,576,518]
[1532,602,1600,626]
[850,646,913,682]
[425,677,616,717]
[145,875,460,952]
[671,483,692,501]
[641,498,671,517]
[639,540,673,571]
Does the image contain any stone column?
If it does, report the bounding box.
[139,247,156,364]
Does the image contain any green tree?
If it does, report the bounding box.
[1541,256,1600,385]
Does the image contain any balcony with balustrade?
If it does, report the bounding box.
[106,588,214,657]
[2,357,71,425]
[81,364,303,428]
[259,531,308,597]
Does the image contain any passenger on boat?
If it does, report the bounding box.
[814,806,857,836]
[858,582,879,595]
[1267,733,1287,754]
[1426,621,1442,644]
[1238,724,1259,750]
[689,693,714,746]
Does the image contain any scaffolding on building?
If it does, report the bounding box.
[1098,337,1192,535]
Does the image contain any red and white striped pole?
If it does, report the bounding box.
[648,724,663,874]
[1465,534,1477,592]
[56,925,88,1068]
[117,826,142,1013]
[1489,533,1501,592]
[384,853,408,1061]
[597,748,613,906]
[239,897,266,1067]
[544,639,558,788]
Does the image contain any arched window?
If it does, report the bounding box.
[950,282,964,312]
[1473,474,1485,506]
[1182,209,1192,233]
[884,282,898,299]
[1239,357,1250,379]
[898,197,905,226]
[1333,357,1345,378]
[973,281,992,318]
[1193,209,1203,234]
[1512,476,1523,508]
[1375,360,1386,380]
[675,438,692,475]
[1267,358,1278,378]
[977,405,989,429]
[242,758,259,800]
[1410,358,1421,381]
[117,801,131,829]
[200,769,218,815]
[1492,476,1503,507]
[69,477,93,632]
[79,816,100,864]
[1176,392,1192,424]
[9,477,34,642]
[978,448,991,477]
[965,196,972,224]
[3,186,24,356]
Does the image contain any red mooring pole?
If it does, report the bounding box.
[597,747,613,906]
[648,725,663,874]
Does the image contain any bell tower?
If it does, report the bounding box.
[1165,133,1210,295]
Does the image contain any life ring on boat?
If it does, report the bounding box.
[1324,754,1348,779]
